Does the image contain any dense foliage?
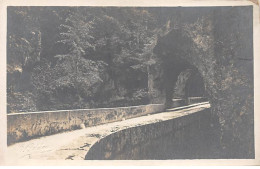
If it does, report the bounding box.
[7,7,163,112]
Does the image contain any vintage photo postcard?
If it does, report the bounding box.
[0,0,259,166]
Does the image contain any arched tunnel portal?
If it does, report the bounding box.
[151,13,254,158]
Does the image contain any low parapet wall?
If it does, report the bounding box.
[170,97,208,108]
[188,97,208,104]
[7,104,165,145]
[85,104,219,160]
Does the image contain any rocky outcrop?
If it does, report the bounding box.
[153,7,254,158]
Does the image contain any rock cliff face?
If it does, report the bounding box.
[153,7,254,158]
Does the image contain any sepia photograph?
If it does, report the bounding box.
[0,0,259,166]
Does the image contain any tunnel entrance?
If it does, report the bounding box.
[150,8,254,158]
[170,68,207,108]
[153,28,209,109]
[149,27,223,159]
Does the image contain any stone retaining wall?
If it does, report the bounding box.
[85,107,220,160]
[7,104,165,145]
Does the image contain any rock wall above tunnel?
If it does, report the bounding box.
[152,6,254,158]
